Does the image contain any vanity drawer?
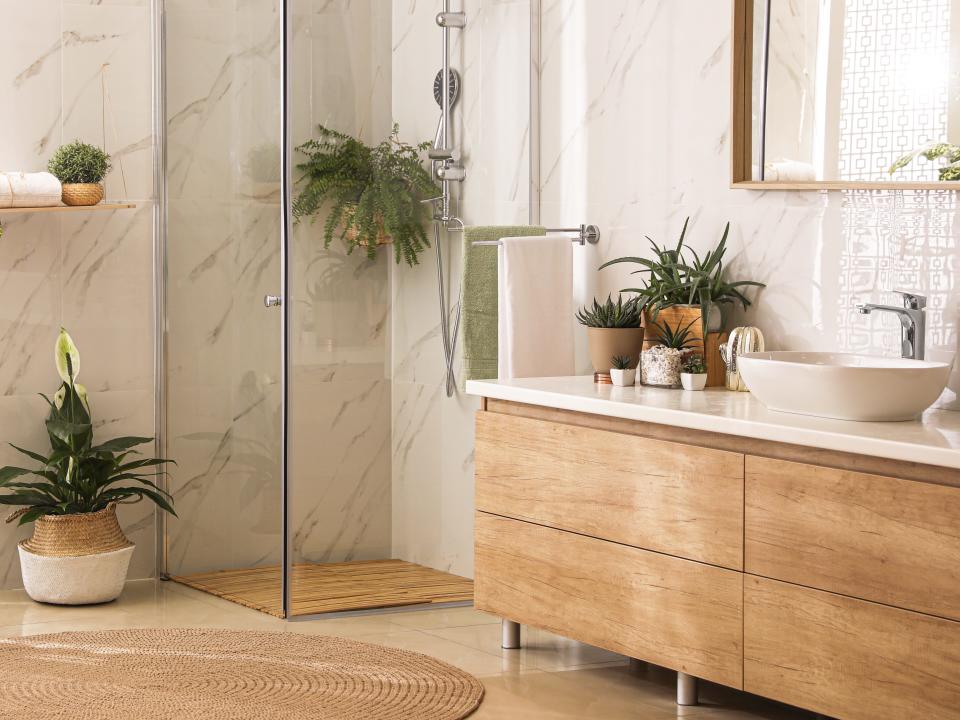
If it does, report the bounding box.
[475,411,744,569]
[474,512,743,687]
[745,456,960,619]
[745,575,960,720]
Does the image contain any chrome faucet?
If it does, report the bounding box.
[856,291,926,360]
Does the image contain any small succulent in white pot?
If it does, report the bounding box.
[609,355,637,387]
[641,318,698,387]
[680,354,708,391]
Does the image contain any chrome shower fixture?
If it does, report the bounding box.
[431,1,465,399]
[433,68,460,109]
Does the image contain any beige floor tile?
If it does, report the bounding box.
[0,580,818,719]
[424,622,626,671]
[474,668,682,719]
[382,605,499,631]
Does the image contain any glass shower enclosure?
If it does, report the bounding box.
[157,0,471,618]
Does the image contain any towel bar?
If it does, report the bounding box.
[470,223,600,247]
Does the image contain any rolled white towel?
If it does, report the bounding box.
[0,175,11,209]
[764,159,816,182]
[4,171,62,207]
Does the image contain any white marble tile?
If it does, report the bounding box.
[0,0,62,169]
[60,203,154,393]
[0,214,61,397]
[61,2,153,201]
[390,0,532,579]
[538,0,960,398]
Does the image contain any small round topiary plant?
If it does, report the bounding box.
[47,141,112,185]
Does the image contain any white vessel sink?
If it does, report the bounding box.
[737,351,952,421]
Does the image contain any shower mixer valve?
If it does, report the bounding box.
[436,161,465,182]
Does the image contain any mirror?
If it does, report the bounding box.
[732,0,960,188]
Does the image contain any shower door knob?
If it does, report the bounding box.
[264,295,282,308]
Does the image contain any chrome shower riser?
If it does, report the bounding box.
[431,0,465,399]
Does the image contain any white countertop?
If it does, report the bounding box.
[466,376,960,471]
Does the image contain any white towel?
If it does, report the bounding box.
[3,172,61,207]
[0,175,11,208]
[497,235,575,379]
[764,160,816,182]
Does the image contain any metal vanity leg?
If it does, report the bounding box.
[501,619,521,649]
[676,672,699,706]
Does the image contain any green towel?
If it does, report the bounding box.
[461,225,546,386]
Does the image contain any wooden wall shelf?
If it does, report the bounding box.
[0,203,136,216]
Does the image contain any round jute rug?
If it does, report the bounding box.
[0,628,484,719]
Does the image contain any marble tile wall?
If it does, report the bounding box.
[391,0,531,578]
[538,0,960,402]
[164,0,394,577]
[0,0,155,589]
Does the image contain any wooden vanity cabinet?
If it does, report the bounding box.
[474,399,960,720]
[475,513,744,687]
[745,455,960,621]
[475,410,744,570]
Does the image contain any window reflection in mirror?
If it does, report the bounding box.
[750,0,959,184]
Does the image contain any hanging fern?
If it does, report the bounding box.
[293,124,437,266]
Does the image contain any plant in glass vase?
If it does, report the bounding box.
[640,317,699,388]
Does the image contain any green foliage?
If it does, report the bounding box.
[889,143,960,181]
[598,218,765,331]
[652,317,700,350]
[611,355,633,370]
[0,330,175,526]
[682,354,707,374]
[575,294,643,328]
[47,141,111,184]
[293,124,438,266]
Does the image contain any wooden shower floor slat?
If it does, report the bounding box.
[171,559,474,618]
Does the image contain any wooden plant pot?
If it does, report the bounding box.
[18,504,134,605]
[61,183,104,206]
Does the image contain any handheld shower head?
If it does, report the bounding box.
[433,68,461,107]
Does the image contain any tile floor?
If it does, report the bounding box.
[0,579,818,719]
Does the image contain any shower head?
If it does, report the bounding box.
[433,69,461,107]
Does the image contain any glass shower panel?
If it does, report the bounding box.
[163,0,285,615]
[287,0,394,615]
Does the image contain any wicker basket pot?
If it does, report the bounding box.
[61,182,104,207]
[343,204,392,247]
[18,504,134,605]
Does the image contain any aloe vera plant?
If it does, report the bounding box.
[652,317,700,350]
[0,330,175,526]
[611,355,633,370]
[575,294,643,328]
[599,218,765,329]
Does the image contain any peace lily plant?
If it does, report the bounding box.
[0,330,175,605]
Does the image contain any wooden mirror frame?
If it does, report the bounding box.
[730,0,960,191]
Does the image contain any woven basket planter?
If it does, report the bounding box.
[61,182,104,206]
[18,504,134,605]
[343,205,392,247]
